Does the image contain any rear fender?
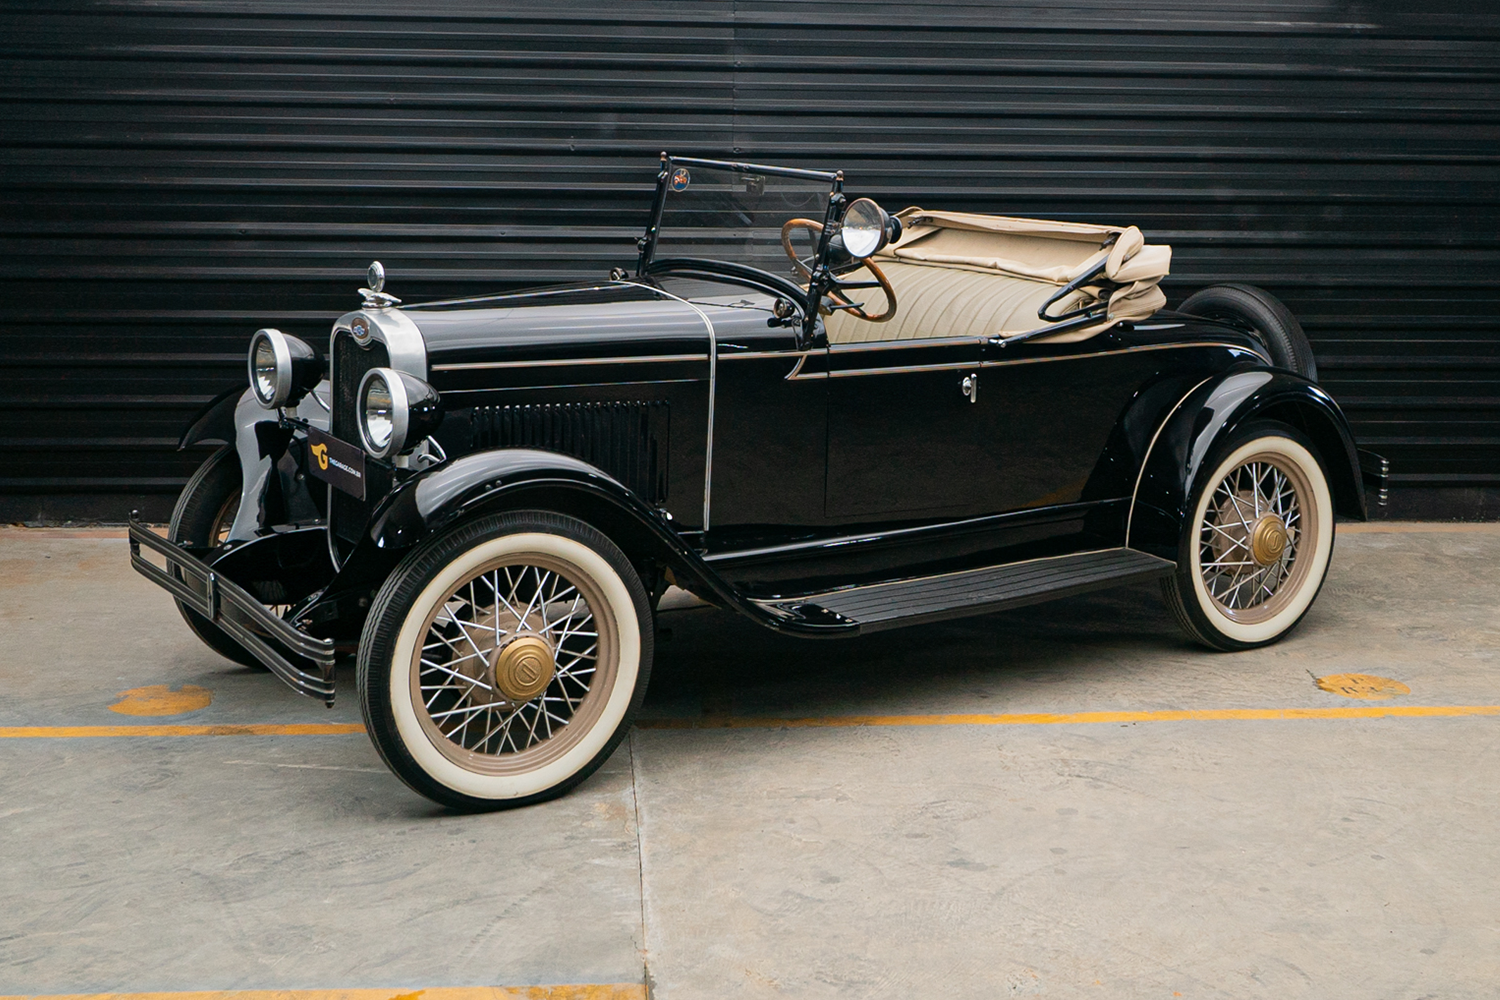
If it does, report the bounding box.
[1126,370,1366,559]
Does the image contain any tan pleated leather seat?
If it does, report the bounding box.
[824,208,1172,346]
[825,261,1061,345]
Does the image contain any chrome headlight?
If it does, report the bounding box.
[358,367,442,459]
[248,329,320,409]
[840,198,898,259]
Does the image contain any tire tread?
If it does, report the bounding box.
[1180,283,1318,382]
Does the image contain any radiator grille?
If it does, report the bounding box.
[329,331,390,545]
[331,332,389,444]
[471,402,669,505]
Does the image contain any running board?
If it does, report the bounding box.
[752,548,1175,634]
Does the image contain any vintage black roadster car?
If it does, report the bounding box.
[129,155,1386,809]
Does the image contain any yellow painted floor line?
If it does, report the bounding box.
[0,988,644,1000]
[635,704,1500,729]
[1339,521,1500,533]
[0,722,366,738]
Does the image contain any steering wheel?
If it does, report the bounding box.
[780,218,898,323]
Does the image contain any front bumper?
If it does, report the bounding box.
[128,514,338,703]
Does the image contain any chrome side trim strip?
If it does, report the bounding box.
[432,353,709,372]
[719,349,816,361]
[1124,375,1215,549]
[438,378,701,395]
[785,354,819,380]
[641,283,719,532]
[829,336,982,352]
[784,340,1253,380]
[828,360,976,378]
[981,341,1253,370]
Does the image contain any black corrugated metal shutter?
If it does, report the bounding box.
[2,1,1496,521]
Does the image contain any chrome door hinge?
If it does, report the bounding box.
[961,372,979,403]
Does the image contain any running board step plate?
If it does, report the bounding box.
[754,548,1175,634]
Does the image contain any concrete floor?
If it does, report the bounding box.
[1,524,1497,997]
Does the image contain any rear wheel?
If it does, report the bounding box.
[358,511,654,810]
[1179,283,1318,381]
[1160,422,1335,651]
[168,445,261,668]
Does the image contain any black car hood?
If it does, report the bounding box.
[402,280,712,369]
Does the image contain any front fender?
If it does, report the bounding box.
[368,447,719,592]
[195,383,331,544]
[1127,369,1366,559]
[361,447,853,637]
[178,385,244,450]
[368,448,661,545]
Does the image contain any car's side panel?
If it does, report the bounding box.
[429,378,708,528]
[704,320,1271,597]
[709,346,826,531]
[649,275,829,540]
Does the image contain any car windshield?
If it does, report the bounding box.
[648,161,838,280]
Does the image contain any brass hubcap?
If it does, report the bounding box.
[1249,514,1289,567]
[491,634,555,703]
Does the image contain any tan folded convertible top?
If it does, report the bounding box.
[824,207,1172,345]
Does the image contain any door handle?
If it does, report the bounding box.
[961,373,979,403]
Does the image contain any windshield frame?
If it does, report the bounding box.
[635,154,847,341]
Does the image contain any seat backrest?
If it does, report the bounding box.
[824,208,1171,346]
[824,262,1059,344]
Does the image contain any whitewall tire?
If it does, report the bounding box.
[1161,422,1335,651]
[358,511,653,810]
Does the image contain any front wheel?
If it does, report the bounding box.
[1160,422,1335,651]
[358,511,654,810]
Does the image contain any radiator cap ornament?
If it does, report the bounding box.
[359,260,401,309]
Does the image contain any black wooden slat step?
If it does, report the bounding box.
[756,548,1175,634]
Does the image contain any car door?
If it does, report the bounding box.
[823,337,988,520]
[971,331,1172,513]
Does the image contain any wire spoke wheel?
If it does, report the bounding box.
[411,555,616,773]
[1161,423,1335,651]
[1197,454,1314,624]
[360,512,652,809]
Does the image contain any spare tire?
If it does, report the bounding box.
[1179,283,1318,382]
